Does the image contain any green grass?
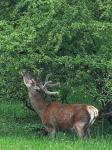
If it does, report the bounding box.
[0,136,112,150]
[0,100,112,150]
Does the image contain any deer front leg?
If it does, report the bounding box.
[45,126,56,139]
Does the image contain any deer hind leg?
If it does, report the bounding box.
[73,122,88,139]
[84,127,91,138]
[45,126,56,139]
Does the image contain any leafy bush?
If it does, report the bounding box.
[0,0,112,106]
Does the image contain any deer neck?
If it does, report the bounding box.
[28,88,47,118]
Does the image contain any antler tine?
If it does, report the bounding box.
[45,73,52,82]
[44,74,60,88]
[43,87,59,95]
[43,73,52,88]
[43,81,53,88]
[47,82,60,88]
[38,83,59,96]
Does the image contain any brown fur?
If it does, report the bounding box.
[43,103,90,130]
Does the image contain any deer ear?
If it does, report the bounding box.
[31,79,40,90]
[23,78,36,88]
[30,79,36,86]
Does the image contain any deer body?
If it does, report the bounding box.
[22,71,99,139]
[43,103,96,134]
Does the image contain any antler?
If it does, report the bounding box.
[38,74,60,96]
[44,74,60,87]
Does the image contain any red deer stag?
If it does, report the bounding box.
[21,70,99,139]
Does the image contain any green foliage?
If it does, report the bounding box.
[0,0,112,105]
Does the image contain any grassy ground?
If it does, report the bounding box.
[0,100,112,150]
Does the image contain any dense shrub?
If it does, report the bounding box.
[0,0,112,105]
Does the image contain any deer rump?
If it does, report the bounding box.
[43,103,93,131]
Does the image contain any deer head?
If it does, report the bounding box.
[21,70,60,96]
